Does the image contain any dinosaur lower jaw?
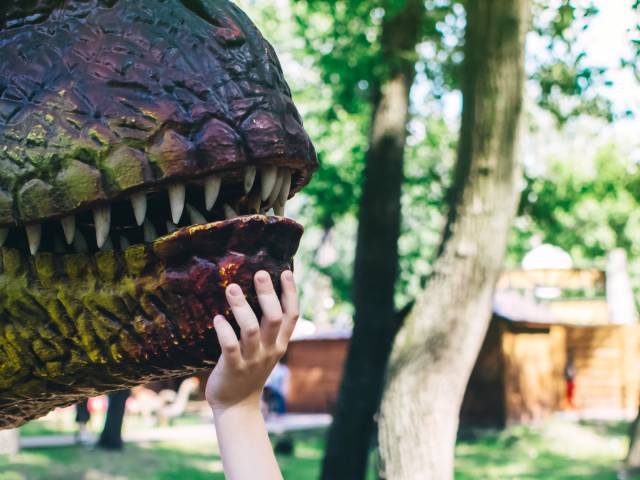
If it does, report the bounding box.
[0,215,302,429]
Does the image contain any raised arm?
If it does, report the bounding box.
[206,270,299,480]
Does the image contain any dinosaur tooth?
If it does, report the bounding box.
[186,204,207,225]
[143,220,158,243]
[93,205,111,249]
[204,175,221,211]
[274,202,285,217]
[61,216,76,245]
[261,166,278,201]
[73,230,88,253]
[130,192,147,226]
[267,169,285,206]
[0,228,7,247]
[244,166,257,193]
[168,183,186,224]
[224,204,237,219]
[278,169,292,206]
[26,224,42,255]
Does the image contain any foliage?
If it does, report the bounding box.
[623,1,640,83]
[508,144,640,299]
[238,1,370,227]
[238,0,632,318]
[238,0,457,316]
[529,0,614,124]
[397,118,455,305]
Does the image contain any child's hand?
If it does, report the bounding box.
[206,270,299,415]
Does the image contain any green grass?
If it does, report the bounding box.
[0,438,324,480]
[2,419,638,479]
[18,411,207,438]
[456,419,638,480]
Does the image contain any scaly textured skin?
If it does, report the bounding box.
[0,216,302,428]
[0,0,317,428]
[0,0,317,225]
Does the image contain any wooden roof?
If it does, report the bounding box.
[495,250,637,327]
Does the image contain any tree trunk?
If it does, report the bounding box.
[378,1,528,479]
[626,412,640,474]
[609,248,640,474]
[321,1,424,479]
[97,389,130,450]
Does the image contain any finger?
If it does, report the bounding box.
[254,270,283,347]
[214,315,242,368]
[226,283,261,359]
[277,270,300,346]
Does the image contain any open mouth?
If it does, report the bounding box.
[0,165,300,256]
[0,161,310,430]
[0,164,306,430]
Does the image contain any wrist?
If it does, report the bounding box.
[210,392,262,418]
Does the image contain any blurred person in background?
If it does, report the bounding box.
[74,399,91,446]
[565,352,576,410]
[263,353,290,417]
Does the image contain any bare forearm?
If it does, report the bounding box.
[207,271,298,479]
[213,404,282,480]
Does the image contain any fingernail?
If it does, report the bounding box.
[256,271,270,283]
[283,270,293,281]
[227,284,242,296]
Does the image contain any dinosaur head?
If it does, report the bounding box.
[0,0,317,428]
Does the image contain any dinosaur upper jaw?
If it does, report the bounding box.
[0,161,305,256]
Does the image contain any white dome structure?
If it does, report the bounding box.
[522,244,573,270]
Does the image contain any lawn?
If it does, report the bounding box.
[0,437,326,480]
[1,419,638,479]
[456,419,639,480]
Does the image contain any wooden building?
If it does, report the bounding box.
[461,254,640,426]
[288,319,639,421]
[285,251,639,424]
[460,317,640,426]
[286,331,349,413]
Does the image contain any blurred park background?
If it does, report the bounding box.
[3,0,640,478]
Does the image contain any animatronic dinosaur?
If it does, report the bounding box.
[0,0,317,428]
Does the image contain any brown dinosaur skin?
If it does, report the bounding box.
[0,0,316,224]
[0,0,317,428]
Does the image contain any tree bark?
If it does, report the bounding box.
[625,409,640,475]
[608,248,639,472]
[321,1,424,479]
[378,1,528,479]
